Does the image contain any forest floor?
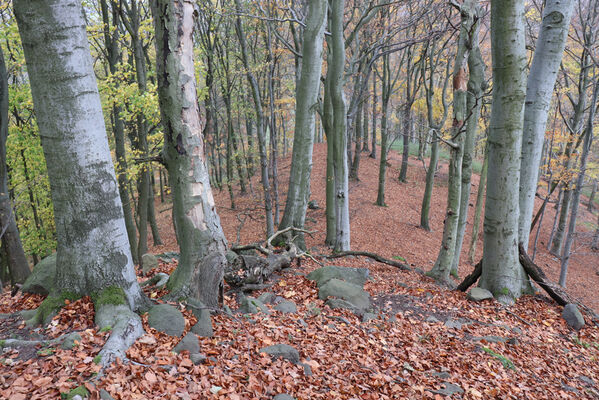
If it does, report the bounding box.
[1,143,599,399]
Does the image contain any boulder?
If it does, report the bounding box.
[190,353,207,365]
[325,298,361,314]
[274,300,297,314]
[141,253,159,275]
[274,394,295,400]
[99,389,116,400]
[60,332,82,350]
[562,303,585,330]
[258,292,276,304]
[173,332,200,354]
[307,265,370,287]
[318,279,370,313]
[191,308,214,338]
[259,344,300,364]
[467,287,493,302]
[21,253,57,295]
[239,297,270,315]
[147,304,185,337]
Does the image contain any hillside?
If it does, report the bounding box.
[1,144,599,399]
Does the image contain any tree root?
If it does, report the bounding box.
[141,273,169,289]
[94,303,144,367]
[0,331,81,349]
[321,250,413,271]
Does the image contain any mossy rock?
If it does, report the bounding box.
[63,385,89,400]
[307,265,370,287]
[21,253,57,295]
[318,279,371,313]
[173,332,200,354]
[147,304,185,337]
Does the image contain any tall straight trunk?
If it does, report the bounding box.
[479,0,532,303]
[224,99,236,209]
[468,144,488,264]
[147,172,162,245]
[234,0,274,238]
[15,0,144,308]
[451,26,485,276]
[324,75,336,246]
[370,71,377,158]
[152,0,228,306]
[588,179,597,211]
[350,101,362,180]
[420,135,439,231]
[0,43,29,284]
[100,0,138,264]
[279,0,327,248]
[518,0,574,249]
[376,54,391,206]
[559,79,598,287]
[548,187,563,248]
[398,105,411,182]
[429,0,477,284]
[329,0,350,251]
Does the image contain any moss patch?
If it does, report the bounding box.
[27,291,79,327]
[92,286,127,307]
[63,385,89,400]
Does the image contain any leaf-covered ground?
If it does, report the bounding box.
[1,144,599,399]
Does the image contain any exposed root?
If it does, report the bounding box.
[95,303,144,367]
[141,273,169,289]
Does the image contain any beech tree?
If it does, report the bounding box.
[14,0,147,364]
[151,0,228,307]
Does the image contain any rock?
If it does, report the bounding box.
[173,333,200,354]
[318,279,370,313]
[426,316,440,323]
[190,353,207,365]
[259,344,300,364]
[325,298,361,314]
[141,253,159,275]
[258,292,276,304]
[444,319,463,330]
[307,200,319,210]
[274,394,295,400]
[432,382,464,396]
[432,371,451,379]
[99,389,116,400]
[471,335,507,344]
[191,309,213,338]
[563,303,585,330]
[299,362,313,376]
[331,315,352,325]
[148,304,185,337]
[21,253,57,295]
[239,297,270,315]
[298,319,308,328]
[307,265,370,287]
[274,300,297,314]
[362,313,377,323]
[60,332,82,350]
[467,287,493,302]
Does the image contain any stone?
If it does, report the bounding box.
[325,298,361,314]
[141,253,159,275]
[148,304,185,337]
[299,362,313,376]
[467,287,493,302]
[259,344,300,364]
[274,394,295,400]
[21,253,57,295]
[432,371,451,379]
[191,309,213,338]
[562,303,585,330]
[239,297,270,315]
[173,333,200,354]
[60,332,82,350]
[190,353,207,365]
[471,335,507,344]
[331,316,352,325]
[318,279,370,313]
[307,265,370,287]
[432,382,464,396]
[444,319,463,330]
[99,389,116,400]
[258,292,276,304]
[362,313,377,323]
[274,300,297,314]
[426,316,440,323]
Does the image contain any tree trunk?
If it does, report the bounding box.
[152,0,228,307]
[518,0,574,249]
[329,0,350,251]
[350,101,363,180]
[468,144,488,264]
[15,0,145,309]
[0,43,29,284]
[398,105,411,183]
[376,53,391,207]
[370,71,377,159]
[479,0,532,303]
[279,0,327,249]
[588,179,597,211]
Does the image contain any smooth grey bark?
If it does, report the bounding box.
[0,43,30,284]
[429,0,477,284]
[234,0,274,238]
[559,79,598,287]
[588,179,597,211]
[479,0,532,303]
[100,0,138,265]
[14,0,145,309]
[376,53,391,206]
[468,143,488,264]
[329,0,350,251]
[451,23,485,276]
[518,0,574,249]
[279,0,327,249]
[370,71,377,159]
[152,0,228,307]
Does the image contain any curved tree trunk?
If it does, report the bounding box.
[14,0,145,309]
[152,0,228,306]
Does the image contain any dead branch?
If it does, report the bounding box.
[321,250,412,271]
[456,259,482,292]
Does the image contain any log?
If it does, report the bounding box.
[456,259,482,292]
[518,244,568,306]
[322,250,412,271]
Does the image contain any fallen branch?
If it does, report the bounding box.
[321,250,412,271]
[456,259,482,292]
[518,244,568,306]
